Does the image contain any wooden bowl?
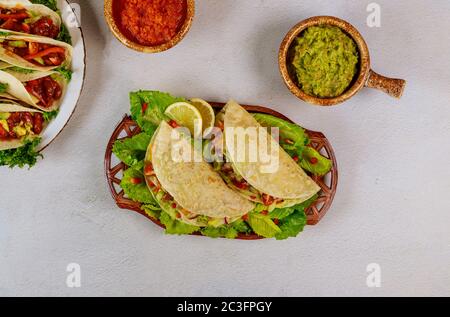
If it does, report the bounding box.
[279,16,406,106]
[104,0,195,53]
[104,103,339,240]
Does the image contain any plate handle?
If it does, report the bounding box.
[365,69,406,99]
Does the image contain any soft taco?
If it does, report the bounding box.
[0,0,61,38]
[215,100,320,211]
[144,120,255,227]
[0,69,66,111]
[0,99,43,151]
[0,29,72,71]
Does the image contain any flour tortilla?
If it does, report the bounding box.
[223,100,320,201]
[0,29,72,72]
[146,121,254,224]
[0,69,66,111]
[0,101,41,151]
[0,1,61,30]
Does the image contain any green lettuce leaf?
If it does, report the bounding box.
[247,213,281,238]
[43,110,59,122]
[112,132,151,167]
[130,90,186,134]
[275,209,307,240]
[31,0,57,11]
[270,194,318,220]
[300,147,332,176]
[201,226,238,239]
[0,138,42,168]
[120,161,155,204]
[141,204,161,220]
[54,67,72,81]
[159,211,200,235]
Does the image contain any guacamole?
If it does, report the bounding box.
[292,25,359,98]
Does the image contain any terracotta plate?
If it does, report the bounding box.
[105,103,338,240]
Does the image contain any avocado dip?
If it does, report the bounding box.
[292,25,359,98]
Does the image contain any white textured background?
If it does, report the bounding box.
[1,0,449,297]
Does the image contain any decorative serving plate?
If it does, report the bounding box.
[105,103,338,239]
[38,0,86,151]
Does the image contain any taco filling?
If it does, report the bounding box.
[25,75,62,108]
[0,110,43,141]
[0,9,59,38]
[2,40,66,66]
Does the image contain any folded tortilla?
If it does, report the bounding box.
[222,100,320,203]
[145,121,255,227]
[0,100,42,151]
[0,29,72,71]
[0,69,66,111]
[0,1,61,32]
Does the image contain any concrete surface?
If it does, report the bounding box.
[0,0,449,296]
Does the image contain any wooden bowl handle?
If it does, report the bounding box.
[365,69,406,99]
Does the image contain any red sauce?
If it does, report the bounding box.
[113,0,187,46]
[25,76,63,108]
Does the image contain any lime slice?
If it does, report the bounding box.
[190,98,216,134]
[165,102,203,138]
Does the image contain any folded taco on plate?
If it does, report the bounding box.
[215,100,321,211]
[0,100,44,151]
[0,0,61,38]
[0,69,66,111]
[0,29,72,71]
[144,120,255,227]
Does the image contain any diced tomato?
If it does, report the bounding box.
[171,203,177,209]
[273,219,280,225]
[141,103,148,114]
[261,210,269,216]
[242,214,249,221]
[232,180,248,190]
[147,181,155,188]
[250,195,257,200]
[163,193,173,201]
[130,177,143,184]
[293,156,299,163]
[176,212,181,219]
[0,124,8,138]
[169,120,179,128]
[310,157,319,165]
[144,164,154,176]
[262,194,275,206]
[224,218,229,225]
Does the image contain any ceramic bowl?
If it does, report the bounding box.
[279,16,406,106]
[104,0,195,53]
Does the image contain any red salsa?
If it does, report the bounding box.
[0,8,59,38]
[25,76,63,109]
[0,111,43,141]
[113,0,187,46]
